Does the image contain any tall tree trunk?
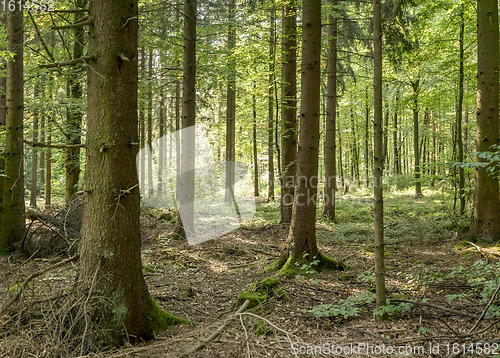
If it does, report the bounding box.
[65,1,86,204]
[373,0,386,309]
[383,97,389,166]
[472,0,500,239]
[365,89,370,188]
[464,105,469,159]
[350,109,359,186]
[30,81,39,207]
[431,110,436,186]
[0,10,5,245]
[147,49,154,197]
[268,3,276,201]
[1,5,25,253]
[281,0,297,223]
[411,80,423,197]
[338,119,344,188]
[393,91,400,174]
[323,0,337,219]
[225,0,236,203]
[179,0,197,237]
[158,82,165,195]
[140,47,146,196]
[175,80,180,200]
[457,11,465,215]
[79,0,181,344]
[253,89,260,197]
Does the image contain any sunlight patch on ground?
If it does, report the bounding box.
[207,259,229,273]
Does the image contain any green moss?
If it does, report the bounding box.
[142,265,155,274]
[454,240,470,250]
[233,277,290,310]
[340,274,353,281]
[461,248,476,258]
[384,252,394,258]
[237,291,268,309]
[148,298,190,334]
[263,256,288,272]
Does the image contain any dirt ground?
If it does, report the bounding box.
[1,190,499,357]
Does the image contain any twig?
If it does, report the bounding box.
[389,299,495,320]
[52,18,93,30]
[0,255,79,315]
[468,241,488,263]
[180,299,251,357]
[468,278,500,334]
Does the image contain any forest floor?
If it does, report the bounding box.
[1,185,500,357]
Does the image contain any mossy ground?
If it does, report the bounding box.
[148,298,190,334]
[276,251,345,277]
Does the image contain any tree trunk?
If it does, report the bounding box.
[180,0,197,237]
[383,96,389,167]
[253,89,260,197]
[79,0,175,344]
[472,0,500,239]
[140,47,146,196]
[373,0,386,309]
[268,3,276,202]
[1,5,25,253]
[225,0,236,203]
[0,10,5,247]
[65,1,86,204]
[147,49,154,198]
[393,91,400,174]
[431,110,436,186]
[30,81,39,207]
[158,81,165,195]
[457,11,465,215]
[412,80,423,197]
[281,0,297,223]
[365,89,370,188]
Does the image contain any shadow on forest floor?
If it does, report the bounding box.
[1,186,500,357]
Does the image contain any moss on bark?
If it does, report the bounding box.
[148,299,190,334]
[277,252,345,277]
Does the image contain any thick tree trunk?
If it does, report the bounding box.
[412,80,423,197]
[1,5,25,253]
[79,0,161,343]
[180,0,197,236]
[472,0,500,239]
[65,2,86,204]
[281,0,297,223]
[323,0,337,219]
[373,0,386,309]
[268,3,276,202]
[457,12,465,215]
[225,0,236,203]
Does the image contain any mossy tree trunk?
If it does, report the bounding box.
[472,0,500,239]
[79,0,156,342]
[280,0,297,223]
[0,9,5,251]
[1,5,25,254]
[65,0,86,204]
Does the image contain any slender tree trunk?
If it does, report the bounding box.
[147,49,154,197]
[393,91,400,174]
[268,3,276,201]
[373,0,386,309]
[0,10,5,244]
[281,0,297,223]
[158,82,165,195]
[30,81,39,207]
[225,0,236,203]
[338,119,344,188]
[464,105,469,159]
[412,80,423,197]
[65,2,86,203]
[79,0,177,343]
[179,0,197,237]
[1,5,25,253]
[253,89,260,197]
[383,96,389,167]
[457,11,465,215]
[431,110,436,186]
[175,80,180,200]
[472,0,500,239]
[140,47,146,196]
[365,89,370,188]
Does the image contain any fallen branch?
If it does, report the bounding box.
[389,299,495,320]
[468,241,488,263]
[0,255,79,315]
[180,299,251,357]
[468,278,500,334]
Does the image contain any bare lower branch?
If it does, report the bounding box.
[24,140,86,149]
[39,56,93,69]
[52,17,93,30]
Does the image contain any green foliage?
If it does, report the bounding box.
[373,302,412,319]
[310,291,375,319]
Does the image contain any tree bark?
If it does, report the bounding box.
[268,2,276,202]
[79,0,159,342]
[65,1,86,204]
[472,0,500,239]
[158,80,165,194]
[281,0,297,223]
[30,81,39,207]
[140,47,146,196]
[373,0,386,309]
[225,0,236,203]
[393,91,400,174]
[253,88,260,197]
[457,11,465,215]
[180,0,197,236]
[411,80,423,197]
[0,9,5,248]
[365,89,370,188]
[1,4,25,253]
[147,49,154,198]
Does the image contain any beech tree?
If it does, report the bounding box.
[1,4,25,253]
[471,0,500,239]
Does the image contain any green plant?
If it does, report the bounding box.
[310,291,375,319]
[373,302,412,318]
